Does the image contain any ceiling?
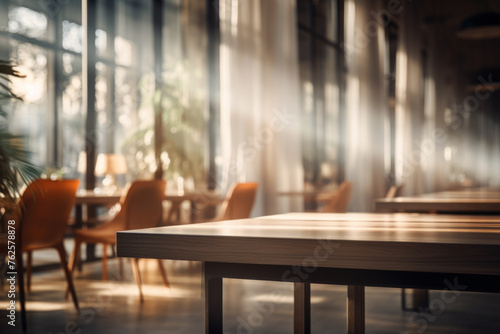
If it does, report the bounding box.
[421,0,500,82]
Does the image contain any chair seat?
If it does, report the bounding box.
[74,230,117,245]
[73,220,125,245]
[23,242,62,252]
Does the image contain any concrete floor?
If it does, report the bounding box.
[1,246,500,334]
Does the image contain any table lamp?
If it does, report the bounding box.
[95,153,127,193]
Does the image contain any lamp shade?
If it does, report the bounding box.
[95,153,128,175]
[457,12,500,39]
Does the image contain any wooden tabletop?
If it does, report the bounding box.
[374,188,500,213]
[117,212,500,276]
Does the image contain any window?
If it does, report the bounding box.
[1,0,207,190]
[297,0,343,191]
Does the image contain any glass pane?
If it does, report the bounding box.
[95,61,108,160]
[62,20,83,53]
[315,0,338,42]
[298,25,340,188]
[96,29,107,55]
[8,6,49,41]
[8,41,52,166]
[297,0,309,28]
[60,52,84,174]
[115,66,138,141]
[115,36,134,66]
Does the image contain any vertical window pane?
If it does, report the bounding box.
[8,41,52,166]
[115,36,134,66]
[62,20,83,53]
[8,6,49,41]
[61,52,84,172]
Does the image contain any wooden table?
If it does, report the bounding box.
[374,188,500,213]
[277,187,338,211]
[374,188,500,309]
[75,189,224,226]
[116,212,500,334]
[75,189,223,263]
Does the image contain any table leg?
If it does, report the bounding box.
[204,263,223,334]
[85,205,97,263]
[402,288,429,311]
[347,285,365,334]
[294,282,311,334]
[74,204,83,229]
[73,204,84,271]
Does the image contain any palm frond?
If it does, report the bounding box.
[0,129,42,199]
[0,59,39,201]
[0,60,25,78]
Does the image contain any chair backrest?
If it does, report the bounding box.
[19,179,79,250]
[385,184,402,199]
[217,182,258,220]
[319,181,353,213]
[121,180,166,230]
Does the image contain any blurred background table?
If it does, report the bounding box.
[374,187,500,214]
[74,188,224,263]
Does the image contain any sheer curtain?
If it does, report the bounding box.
[344,0,387,211]
[219,0,303,216]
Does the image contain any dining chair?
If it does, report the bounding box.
[69,179,167,302]
[317,181,353,213]
[15,179,80,312]
[212,182,259,221]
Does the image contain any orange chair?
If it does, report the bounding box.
[317,181,353,213]
[69,180,167,301]
[213,182,258,221]
[16,179,80,312]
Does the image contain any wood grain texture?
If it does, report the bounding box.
[294,282,311,334]
[117,213,500,275]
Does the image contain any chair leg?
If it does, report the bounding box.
[69,238,81,275]
[56,243,79,312]
[26,251,32,293]
[102,244,108,281]
[157,260,170,288]
[66,239,81,300]
[131,258,144,303]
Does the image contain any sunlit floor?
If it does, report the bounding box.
[1,244,500,334]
